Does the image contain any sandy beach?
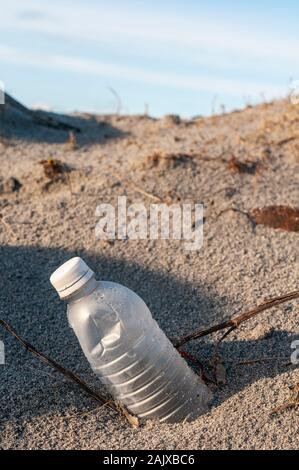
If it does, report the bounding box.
[0,98,298,450]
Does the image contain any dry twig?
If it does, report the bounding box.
[231,357,291,366]
[172,289,299,348]
[0,318,139,427]
[129,181,163,202]
[275,136,297,147]
[113,173,163,202]
[271,384,299,416]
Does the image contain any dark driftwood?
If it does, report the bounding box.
[172,289,299,348]
[0,318,116,413]
[0,317,140,426]
[3,93,81,132]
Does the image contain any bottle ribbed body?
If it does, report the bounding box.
[67,280,211,422]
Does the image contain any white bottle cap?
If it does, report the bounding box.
[50,257,94,299]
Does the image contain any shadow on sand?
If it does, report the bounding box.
[0,107,129,145]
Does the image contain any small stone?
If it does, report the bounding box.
[224,187,237,199]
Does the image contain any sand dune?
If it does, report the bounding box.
[0,97,298,449]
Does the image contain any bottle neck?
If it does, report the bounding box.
[64,275,98,303]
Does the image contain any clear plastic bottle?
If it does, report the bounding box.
[50,257,212,423]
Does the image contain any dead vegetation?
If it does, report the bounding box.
[227,156,263,175]
[216,205,299,233]
[249,206,299,232]
[64,131,78,151]
[140,150,195,171]
[38,158,74,193]
[39,158,72,181]
[172,289,299,348]
[271,383,299,415]
[137,147,265,179]
[0,317,134,426]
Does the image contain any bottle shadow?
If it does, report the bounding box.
[0,244,295,426]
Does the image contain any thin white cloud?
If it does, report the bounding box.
[0,45,285,97]
[1,0,298,64]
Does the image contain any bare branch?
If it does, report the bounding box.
[172,289,299,348]
[0,318,140,426]
[0,319,117,413]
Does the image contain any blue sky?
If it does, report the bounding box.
[0,0,298,117]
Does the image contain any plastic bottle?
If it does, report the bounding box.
[50,257,212,423]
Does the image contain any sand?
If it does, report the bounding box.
[0,99,298,450]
